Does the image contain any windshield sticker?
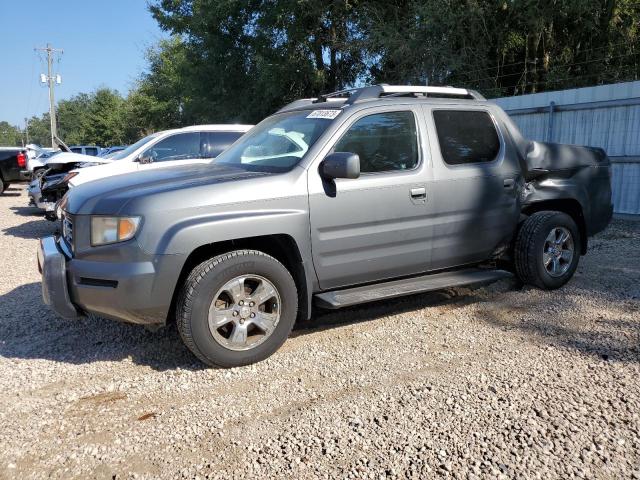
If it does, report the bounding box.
[306,109,341,120]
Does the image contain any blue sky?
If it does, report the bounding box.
[0,0,166,126]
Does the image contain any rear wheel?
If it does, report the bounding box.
[514,211,581,289]
[176,250,298,367]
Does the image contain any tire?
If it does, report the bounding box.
[514,211,581,290]
[176,250,298,368]
[0,181,7,194]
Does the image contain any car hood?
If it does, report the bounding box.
[46,152,112,168]
[64,163,276,215]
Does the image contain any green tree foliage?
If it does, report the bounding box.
[4,0,639,142]
[148,0,640,123]
[365,0,640,96]
[25,115,51,147]
[0,121,23,146]
[149,0,367,123]
[24,88,141,148]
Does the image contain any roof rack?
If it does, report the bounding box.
[313,84,486,105]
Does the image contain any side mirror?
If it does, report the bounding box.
[320,152,360,180]
[137,153,153,164]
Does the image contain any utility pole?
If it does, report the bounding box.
[35,43,63,148]
[24,117,29,145]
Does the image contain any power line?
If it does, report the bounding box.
[465,51,640,85]
[452,40,640,78]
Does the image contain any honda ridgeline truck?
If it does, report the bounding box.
[38,85,613,367]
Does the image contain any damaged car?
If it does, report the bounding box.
[38,85,613,368]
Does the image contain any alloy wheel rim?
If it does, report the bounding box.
[208,275,281,351]
[543,227,574,277]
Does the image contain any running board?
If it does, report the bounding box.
[314,268,513,309]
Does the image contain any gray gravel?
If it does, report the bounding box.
[1,184,639,479]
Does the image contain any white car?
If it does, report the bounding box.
[68,125,253,188]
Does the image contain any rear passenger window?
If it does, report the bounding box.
[333,111,418,173]
[433,110,500,165]
[201,131,244,158]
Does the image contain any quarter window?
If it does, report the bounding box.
[333,111,419,173]
[143,132,201,162]
[433,110,500,165]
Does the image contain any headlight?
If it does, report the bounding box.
[91,216,141,246]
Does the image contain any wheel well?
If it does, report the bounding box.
[167,234,308,325]
[522,199,587,254]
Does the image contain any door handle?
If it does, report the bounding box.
[410,187,427,199]
[503,178,515,189]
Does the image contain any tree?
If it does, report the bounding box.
[149,0,368,122]
[0,121,23,146]
[26,115,51,147]
[364,0,640,97]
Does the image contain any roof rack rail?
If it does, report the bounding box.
[314,84,485,105]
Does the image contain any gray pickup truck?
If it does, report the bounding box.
[38,85,613,367]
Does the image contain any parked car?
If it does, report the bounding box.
[28,149,61,178]
[38,85,613,368]
[69,145,101,156]
[27,153,112,216]
[67,125,253,188]
[0,147,29,193]
[33,125,251,220]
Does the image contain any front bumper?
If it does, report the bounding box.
[37,235,184,325]
[27,182,58,214]
[37,237,83,319]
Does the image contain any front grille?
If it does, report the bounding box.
[62,214,73,251]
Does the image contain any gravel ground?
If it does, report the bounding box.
[0,184,639,480]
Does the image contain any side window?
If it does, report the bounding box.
[70,147,82,154]
[201,131,244,158]
[433,110,500,165]
[333,111,419,173]
[85,147,98,156]
[143,132,200,162]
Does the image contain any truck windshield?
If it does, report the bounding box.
[110,133,160,161]
[213,110,338,172]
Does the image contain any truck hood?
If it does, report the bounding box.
[64,163,274,215]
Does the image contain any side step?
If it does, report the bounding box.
[314,268,513,309]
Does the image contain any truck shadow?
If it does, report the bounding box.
[2,219,58,240]
[10,206,45,217]
[0,282,204,371]
[1,274,638,370]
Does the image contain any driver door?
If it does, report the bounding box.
[308,107,435,290]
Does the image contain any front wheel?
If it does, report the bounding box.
[176,250,298,368]
[514,211,581,290]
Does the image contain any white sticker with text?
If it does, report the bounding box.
[306,109,342,120]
